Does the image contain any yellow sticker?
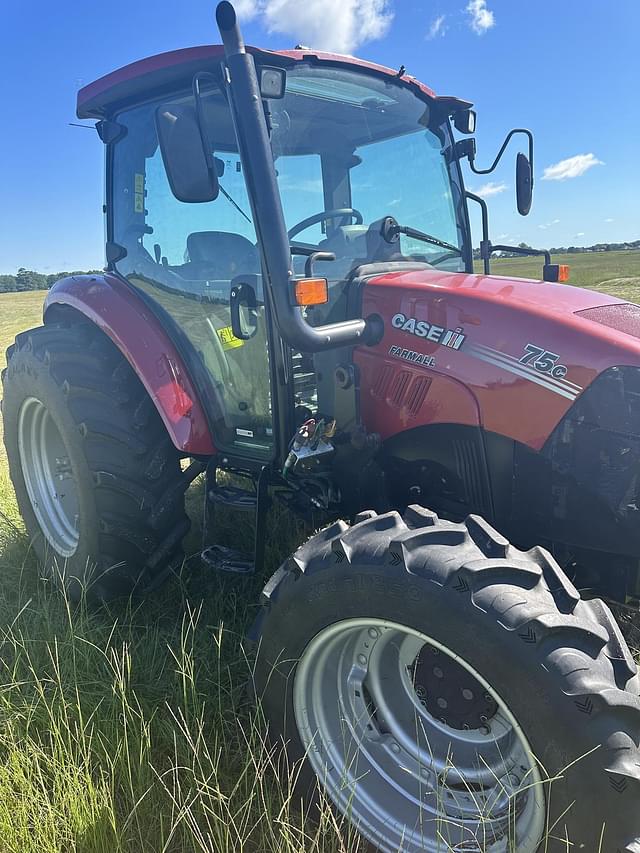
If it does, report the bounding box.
[134,173,145,193]
[217,325,244,350]
[134,192,144,213]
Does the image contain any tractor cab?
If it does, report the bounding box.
[101,45,469,461]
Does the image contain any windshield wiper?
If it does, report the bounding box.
[381,215,461,256]
[219,183,252,225]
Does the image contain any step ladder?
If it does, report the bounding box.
[200,463,270,575]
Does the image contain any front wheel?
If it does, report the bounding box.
[251,508,640,852]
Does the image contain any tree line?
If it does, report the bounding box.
[474,239,640,260]
[0,268,102,293]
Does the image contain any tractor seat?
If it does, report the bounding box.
[186,231,260,280]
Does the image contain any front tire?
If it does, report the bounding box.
[1,321,190,600]
[252,507,640,852]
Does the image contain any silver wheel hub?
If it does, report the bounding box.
[293,618,546,853]
[17,397,80,558]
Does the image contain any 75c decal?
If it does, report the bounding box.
[519,344,568,379]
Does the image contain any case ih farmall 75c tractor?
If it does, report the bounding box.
[2,3,640,850]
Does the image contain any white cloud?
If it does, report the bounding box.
[472,181,507,198]
[427,14,446,39]
[233,0,261,18]
[466,0,495,34]
[242,0,394,53]
[575,232,585,237]
[541,153,604,181]
[538,219,560,230]
[604,217,614,222]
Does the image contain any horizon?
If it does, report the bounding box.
[1,0,639,275]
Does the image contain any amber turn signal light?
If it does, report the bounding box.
[294,278,329,306]
[543,263,570,283]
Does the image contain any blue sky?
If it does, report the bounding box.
[1,0,638,274]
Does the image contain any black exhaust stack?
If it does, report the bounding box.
[215,1,376,352]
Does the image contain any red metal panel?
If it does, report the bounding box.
[44,274,215,455]
[357,269,640,451]
[359,345,481,438]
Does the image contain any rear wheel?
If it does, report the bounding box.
[1,321,190,600]
[252,508,640,852]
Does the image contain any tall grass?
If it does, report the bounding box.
[0,488,368,853]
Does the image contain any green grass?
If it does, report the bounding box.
[0,254,639,852]
[477,248,640,300]
[0,291,354,852]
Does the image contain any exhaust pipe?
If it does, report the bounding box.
[215,1,377,352]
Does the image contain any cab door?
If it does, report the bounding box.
[111,96,279,459]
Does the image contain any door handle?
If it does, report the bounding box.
[230,282,258,340]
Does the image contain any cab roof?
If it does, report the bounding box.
[77,44,471,119]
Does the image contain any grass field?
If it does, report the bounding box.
[475,247,640,297]
[0,293,349,852]
[0,253,639,852]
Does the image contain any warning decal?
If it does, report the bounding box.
[216,326,244,350]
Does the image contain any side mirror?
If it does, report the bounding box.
[155,104,219,203]
[516,151,533,216]
[259,66,286,99]
[453,109,476,134]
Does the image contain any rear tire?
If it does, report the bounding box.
[1,321,190,600]
[251,507,640,852]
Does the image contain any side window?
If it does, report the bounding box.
[143,150,255,266]
[275,154,324,244]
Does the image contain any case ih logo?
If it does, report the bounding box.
[391,313,466,350]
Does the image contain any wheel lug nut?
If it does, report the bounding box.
[358,654,367,666]
[368,628,378,639]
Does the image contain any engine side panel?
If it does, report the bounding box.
[44,274,215,454]
[357,269,640,450]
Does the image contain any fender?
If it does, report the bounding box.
[44,274,215,454]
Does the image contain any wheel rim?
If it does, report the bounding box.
[17,397,80,558]
[293,618,546,853]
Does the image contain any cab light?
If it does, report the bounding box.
[294,278,329,306]
[558,264,570,283]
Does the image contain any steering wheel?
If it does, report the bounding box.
[288,208,363,240]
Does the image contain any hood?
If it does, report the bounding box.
[366,268,625,322]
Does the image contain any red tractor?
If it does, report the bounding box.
[2,3,640,849]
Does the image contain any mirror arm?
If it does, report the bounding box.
[192,72,220,187]
[469,128,534,181]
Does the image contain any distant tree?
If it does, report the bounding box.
[15,268,47,291]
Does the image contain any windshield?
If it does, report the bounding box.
[271,65,466,275]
